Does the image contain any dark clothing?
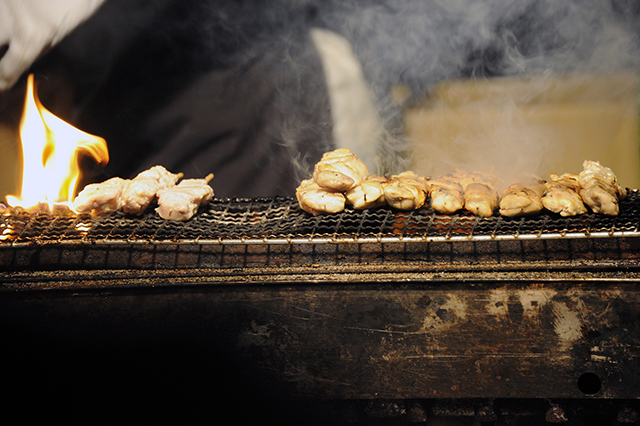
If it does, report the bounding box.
[37,0,334,197]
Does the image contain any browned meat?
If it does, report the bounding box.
[578,160,627,216]
[313,148,369,192]
[427,174,464,214]
[383,171,429,210]
[296,178,346,215]
[542,173,587,217]
[155,174,214,221]
[346,175,387,209]
[458,171,499,217]
[499,181,545,217]
[464,182,498,217]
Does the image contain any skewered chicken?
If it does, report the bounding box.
[578,160,627,216]
[121,165,181,215]
[542,173,587,217]
[73,177,128,215]
[346,175,387,209]
[458,171,499,217]
[498,177,546,217]
[155,174,214,221]
[297,149,633,219]
[458,171,496,192]
[296,178,346,215]
[464,183,498,217]
[313,148,369,192]
[428,173,464,214]
[73,165,213,221]
[383,171,429,210]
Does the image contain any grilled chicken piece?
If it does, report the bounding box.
[296,178,346,215]
[121,165,181,215]
[457,171,499,217]
[499,180,545,217]
[458,171,497,192]
[73,177,128,214]
[346,176,387,209]
[542,173,587,217]
[464,182,498,217]
[313,148,369,192]
[383,171,429,210]
[428,174,464,214]
[155,174,214,221]
[578,160,627,216]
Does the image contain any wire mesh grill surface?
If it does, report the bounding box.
[1,191,640,245]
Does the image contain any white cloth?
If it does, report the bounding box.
[0,0,107,90]
[310,27,384,173]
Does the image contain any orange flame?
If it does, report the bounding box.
[6,74,109,210]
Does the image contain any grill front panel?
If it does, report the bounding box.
[2,191,640,275]
[2,191,640,407]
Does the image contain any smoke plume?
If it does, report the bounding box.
[311,0,640,182]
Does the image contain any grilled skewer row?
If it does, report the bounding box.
[297,149,431,215]
[73,165,214,221]
[298,149,628,218]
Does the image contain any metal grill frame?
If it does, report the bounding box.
[2,194,640,408]
[1,190,639,247]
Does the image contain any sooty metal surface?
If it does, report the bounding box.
[2,193,640,409]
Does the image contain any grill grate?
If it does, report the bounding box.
[1,190,640,246]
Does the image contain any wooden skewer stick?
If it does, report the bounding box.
[204,173,214,183]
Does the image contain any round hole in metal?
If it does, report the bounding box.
[577,372,602,395]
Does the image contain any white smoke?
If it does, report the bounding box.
[316,0,640,87]
[311,0,640,181]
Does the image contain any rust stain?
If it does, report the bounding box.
[551,301,583,347]
[421,294,467,332]
[486,288,556,321]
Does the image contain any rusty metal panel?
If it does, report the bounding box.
[2,280,640,401]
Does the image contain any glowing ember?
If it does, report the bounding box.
[0,224,12,241]
[5,74,109,210]
[74,221,92,236]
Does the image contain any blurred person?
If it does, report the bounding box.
[2,0,638,197]
[0,0,373,198]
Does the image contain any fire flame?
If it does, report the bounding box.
[5,74,109,210]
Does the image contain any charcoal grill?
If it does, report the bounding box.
[2,192,640,424]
